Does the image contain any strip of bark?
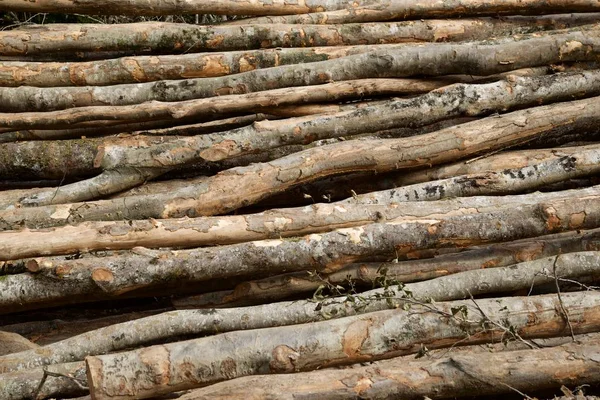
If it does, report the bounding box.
[174,229,600,308]
[85,290,600,399]
[172,342,600,400]
[2,249,598,374]
[1,17,593,57]
[0,185,594,260]
[95,71,600,169]
[2,191,600,313]
[2,26,600,112]
[0,78,456,131]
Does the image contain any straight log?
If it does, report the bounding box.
[0,17,594,57]
[2,27,600,112]
[0,185,595,260]
[1,190,599,313]
[2,250,598,373]
[173,342,600,400]
[1,94,598,229]
[85,291,600,399]
[342,146,600,204]
[173,229,600,308]
[228,3,600,24]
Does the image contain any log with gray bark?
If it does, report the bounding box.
[1,189,599,313]
[1,93,598,229]
[0,184,597,261]
[230,3,600,24]
[341,146,600,204]
[2,27,600,112]
[84,290,600,399]
[2,250,599,373]
[173,228,600,308]
[1,17,594,57]
[0,78,460,131]
[170,342,600,400]
[5,0,600,17]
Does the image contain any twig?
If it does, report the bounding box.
[34,368,88,400]
[552,255,576,340]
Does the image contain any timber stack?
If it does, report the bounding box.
[1,1,600,399]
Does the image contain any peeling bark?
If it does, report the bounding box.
[1,94,598,229]
[1,191,599,313]
[173,229,600,308]
[173,342,600,400]
[85,291,600,399]
[0,186,595,260]
[2,249,598,374]
[2,27,600,112]
[0,78,456,131]
[0,17,593,57]
[343,146,600,204]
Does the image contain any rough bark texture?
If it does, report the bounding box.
[1,94,598,229]
[2,27,600,112]
[2,250,598,373]
[1,190,599,313]
[0,185,594,260]
[85,291,600,399]
[0,78,457,131]
[0,17,594,57]
[233,3,600,24]
[174,229,600,308]
[343,146,600,204]
[95,72,600,169]
[0,0,372,16]
[392,143,600,187]
[173,342,600,400]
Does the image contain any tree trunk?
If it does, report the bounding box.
[0,0,373,16]
[85,291,600,399]
[173,342,600,400]
[1,94,598,229]
[233,3,600,24]
[173,228,600,308]
[0,78,459,131]
[0,17,593,57]
[1,27,599,112]
[342,146,600,204]
[2,251,598,373]
[0,185,593,260]
[2,190,599,313]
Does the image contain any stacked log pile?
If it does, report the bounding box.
[1,1,600,399]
